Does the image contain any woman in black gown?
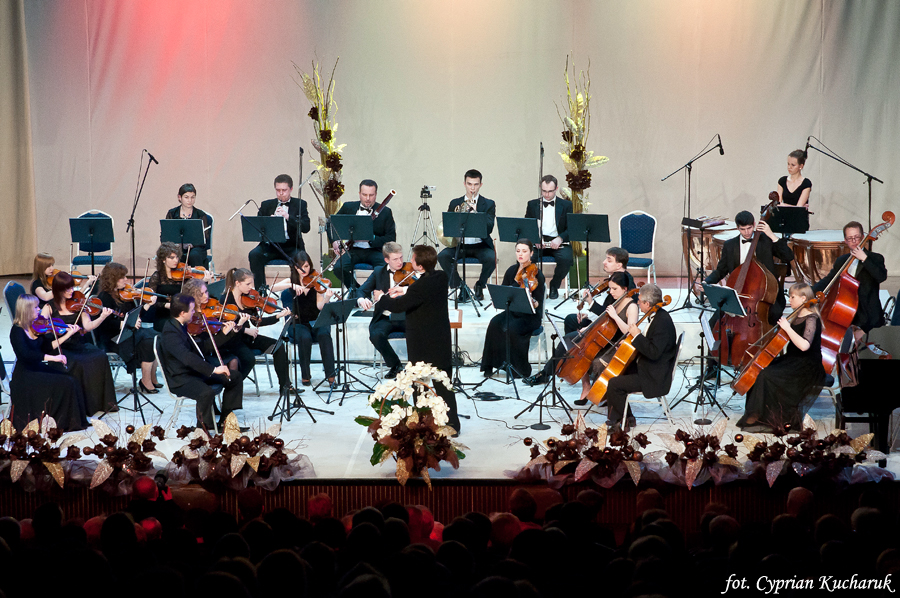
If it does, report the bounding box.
[40,272,117,416]
[736,282,826,432]
[272,251,337,387]
[9,295,88,431]
[95,262,161,394]
[164,183,212,269]
[776,148,812,208]
[480,239,545,378]
[30,252,96,307]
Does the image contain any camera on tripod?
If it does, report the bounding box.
[420,185,436,200]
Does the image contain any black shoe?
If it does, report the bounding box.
[385,365,403,379]
[548,287,559,300]
[573,398,588,406]
[474,284,485,301]
[523,373,547,387]
[301,379,312,386]
[152,382,164,389]
[139,379,159,394]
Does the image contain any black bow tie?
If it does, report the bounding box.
[543,201,555,208]
[361,206,373,213]
[741,238,752,244]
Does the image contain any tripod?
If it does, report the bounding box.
[114,309,162,423]
[515,314,573,429]
[409,186,440,255]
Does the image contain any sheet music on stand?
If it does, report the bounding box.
[115,307,143,345]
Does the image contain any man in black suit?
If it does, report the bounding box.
[158,294,243,430]
[379,245,461,435]
[248,174,311,289]
[602,284,677,431]
[436,169,496,301]
[701,210,794,325]
[814,220,888,335]
[356,241,407,379]
[328,179,397,292]
[525,175,573,300]
[564,246,636,335]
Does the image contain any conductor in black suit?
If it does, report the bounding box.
[248,174,311,289]
[356,242,408,380]
[378,245,461,436]
[603,284,677,431]
[158,294,243,430]
[436,169,496,301]
[813,220,888,334]
[328,179,397,292]
[701,210,794,325]
[525,175,573,300]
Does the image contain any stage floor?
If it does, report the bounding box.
[1,277,897,483]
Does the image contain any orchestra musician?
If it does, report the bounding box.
[377,245,461,436]
[95,262,161,394]
[699,210,794,324]
[600,283,677,432]
[735,282,826,433]
[776,149,812,208]
[354,242,408,380]
[329,179,397,292]
[40,271,117,416]
[222,268,293,393]
[180,279,242,373]
[526,174,573,300]
[271,251,337,388]
[165,183,212,268]
[31,252,96,307]
[436,169,497,301]
[813,220,888,338]
[564,247,635,335]
[147,242,212,332]
[248,174,311,290]
[480,239,545,379]
[159,293,244,430]
[9,295,88,431]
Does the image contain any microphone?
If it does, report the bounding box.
[540,142,544,157]
[146,151,159,165]
[804,136,811,154]
[299,146,304,156]
[717,134,724,156]
[228,199,253,222]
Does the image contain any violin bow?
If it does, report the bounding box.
[180,246,193,293]
[200,312,230,381]
[139,257,151,306]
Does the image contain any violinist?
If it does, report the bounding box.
[700,210,793,325]
[31,252,96,307]
[180,279,242,373]
[480,239,545,379]
[272,251,337,388]
[736,283,826,433]
[776,149,812,208]
[525,174,573,300]
[159,294,243,430]
[328,179,397,292]
[147,242,212,331]
[165,183,212,268]
[564,247,635,334]
[222,268,293,393]
[354,242,408,380]
[602,283,677,432]
[813,221,888,338]
[95,263,161,394]
[9,295,88,431]
[249,174,311,289]
[40,272,116,415]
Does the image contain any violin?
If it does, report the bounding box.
[392,263,418,287]
[47,269,89,286]
[576,278,611,311]
[116,284,169,304]
[186,313,224,336]
[201,299,260,325]
[731,292,824,395]
[170,263,219,281]
[31,316,70,336]
[585,295,672,405]
[239,289,281,314]
[65,291,125,318]
[300,269,335,294]
[515,263,539,310]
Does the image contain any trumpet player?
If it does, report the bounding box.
[436,169,496,301]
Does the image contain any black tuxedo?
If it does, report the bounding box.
[705,234,793,324]
[437,195,497,289]
[248,197,310,288]
[525,197,574,291]
[357,265,407,369]
[813,250,887,332]
[328,201,397,288]
[165,206,212,268]
[605,307,678,426]
[158,318,243,428]
[378,270,459,432]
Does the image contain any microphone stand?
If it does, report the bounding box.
[806,138,883,230]
[538,142,545,279]
[127,150,157,283]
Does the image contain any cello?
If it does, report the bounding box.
[713,204,780,367]
[556,285,642,385]
[585,295,671,405]
[817,211,894,373]
[731,291,824,395]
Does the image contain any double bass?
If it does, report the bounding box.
[586,295,672,405]
[817,211,894,373]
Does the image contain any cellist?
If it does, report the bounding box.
[813,220,888,342]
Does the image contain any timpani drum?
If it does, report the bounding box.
[681,219,735,274]
[711,230,740,270]
[789,230,848,285]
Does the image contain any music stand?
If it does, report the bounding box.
[558,213,609,306]
[331,215,375,301]
[115,306,162,422]
[241,216,287,245]
[767,206,810,236]
[442,211,490,308]
[471,284,535,402]
[269,314,333,424]
[69,217,115,275]
[312,299,372,406]
[160,219,206,249]
[497,218,540,245]
[515,313,573,429]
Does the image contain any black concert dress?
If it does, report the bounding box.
[95,291,158,373]
[287,288,336,381]
[480,264,545,378]
[778,176,812,206]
